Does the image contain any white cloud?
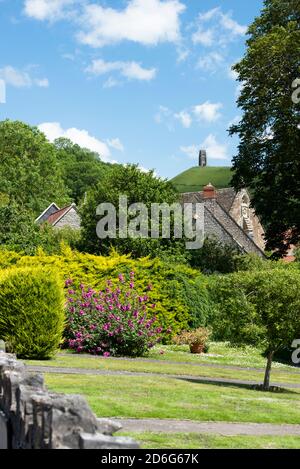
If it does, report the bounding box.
[193,101,222,123]
[194,7,247,44]
[103,77,120,89]
[86,59,157,82]
[181,135,229,162]
[154,106,174,131]
[192,28,214,46]
[176,46,190,63]
[0,65,49,88]
[220,13,247,36]
[24,0,76,21]
[77,0,185,48]
[34,77,49,87]
[174,110,192,128]
[38,122,117,162]
[197,52,224,73]
[227,115,241,128]
[200,134,229,161]
[107,138,124,152]
[191,8,247,75]
[156,101,223,129]
[198,7,220,22]
[228,66,239,81]
[180,145,199,160]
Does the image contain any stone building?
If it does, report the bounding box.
[179,150,266,257]
[36,202,81,230]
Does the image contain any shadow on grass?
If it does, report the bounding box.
[176,376,299,395]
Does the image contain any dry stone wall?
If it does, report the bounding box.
[0,350,139,449]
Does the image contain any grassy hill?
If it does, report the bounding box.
[170,166,233,193]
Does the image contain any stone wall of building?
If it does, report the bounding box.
[229,190,266,251]
[0,350,138,449]
[54,207,81,231]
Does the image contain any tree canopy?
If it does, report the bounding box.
[79,163,186,258]
[54,138,113,204]
[230,0,300,257]
[0,120,69,215]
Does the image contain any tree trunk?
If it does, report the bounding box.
[263,350,274,391]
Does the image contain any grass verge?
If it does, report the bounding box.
[45,373,300,425]
[119,432,300,449]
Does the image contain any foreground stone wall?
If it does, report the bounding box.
[0,351,138,449]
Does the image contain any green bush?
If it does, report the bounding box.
[0,267,65,359]
[207,269,300,388]
[208,269,300,350]
[0,249,211,337]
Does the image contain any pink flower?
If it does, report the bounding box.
[103,352,110,358]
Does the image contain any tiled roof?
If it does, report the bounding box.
[46,205,73,226]
[182,187,236,213]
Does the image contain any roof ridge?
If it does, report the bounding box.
[213,201,266,257]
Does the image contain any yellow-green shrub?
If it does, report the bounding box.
[0,248,211,336]
[0,266,65,359]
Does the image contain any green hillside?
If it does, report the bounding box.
[170,166,233,193]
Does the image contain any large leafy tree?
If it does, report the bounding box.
[0,120,69,215]
[210,269,300,390]
[80,164,186,258]
[54,138,113,204]
[230,0,300,257]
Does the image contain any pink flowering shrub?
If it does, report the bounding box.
[64,272,166,357]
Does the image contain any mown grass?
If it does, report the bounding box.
[25,343,300,387]
[45,373,300,424]
[119,432,300,449]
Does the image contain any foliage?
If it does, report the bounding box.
[229,0,300,256]
[79,163,186,259]
[0,202,81,255]
[0,249,210,336]
[54,138,113,204]
[0,267,65,359]
[189,237,242,274]
[208,269,300,388]
[64,273,165,357]
[0,120,69,215]
[173,327,211,350]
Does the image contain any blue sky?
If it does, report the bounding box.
[0,0,263,179]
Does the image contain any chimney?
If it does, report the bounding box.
[199,149,207,167]
[203,183,216,199]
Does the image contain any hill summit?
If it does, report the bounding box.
[170,166,233,193]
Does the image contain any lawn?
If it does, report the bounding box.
[25,343,300,387]
[26,343,300,449]
[44,373,300,424]
[119,433,300,449]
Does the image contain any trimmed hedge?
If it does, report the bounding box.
[0,267,65,359]
[0,248,211,336]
